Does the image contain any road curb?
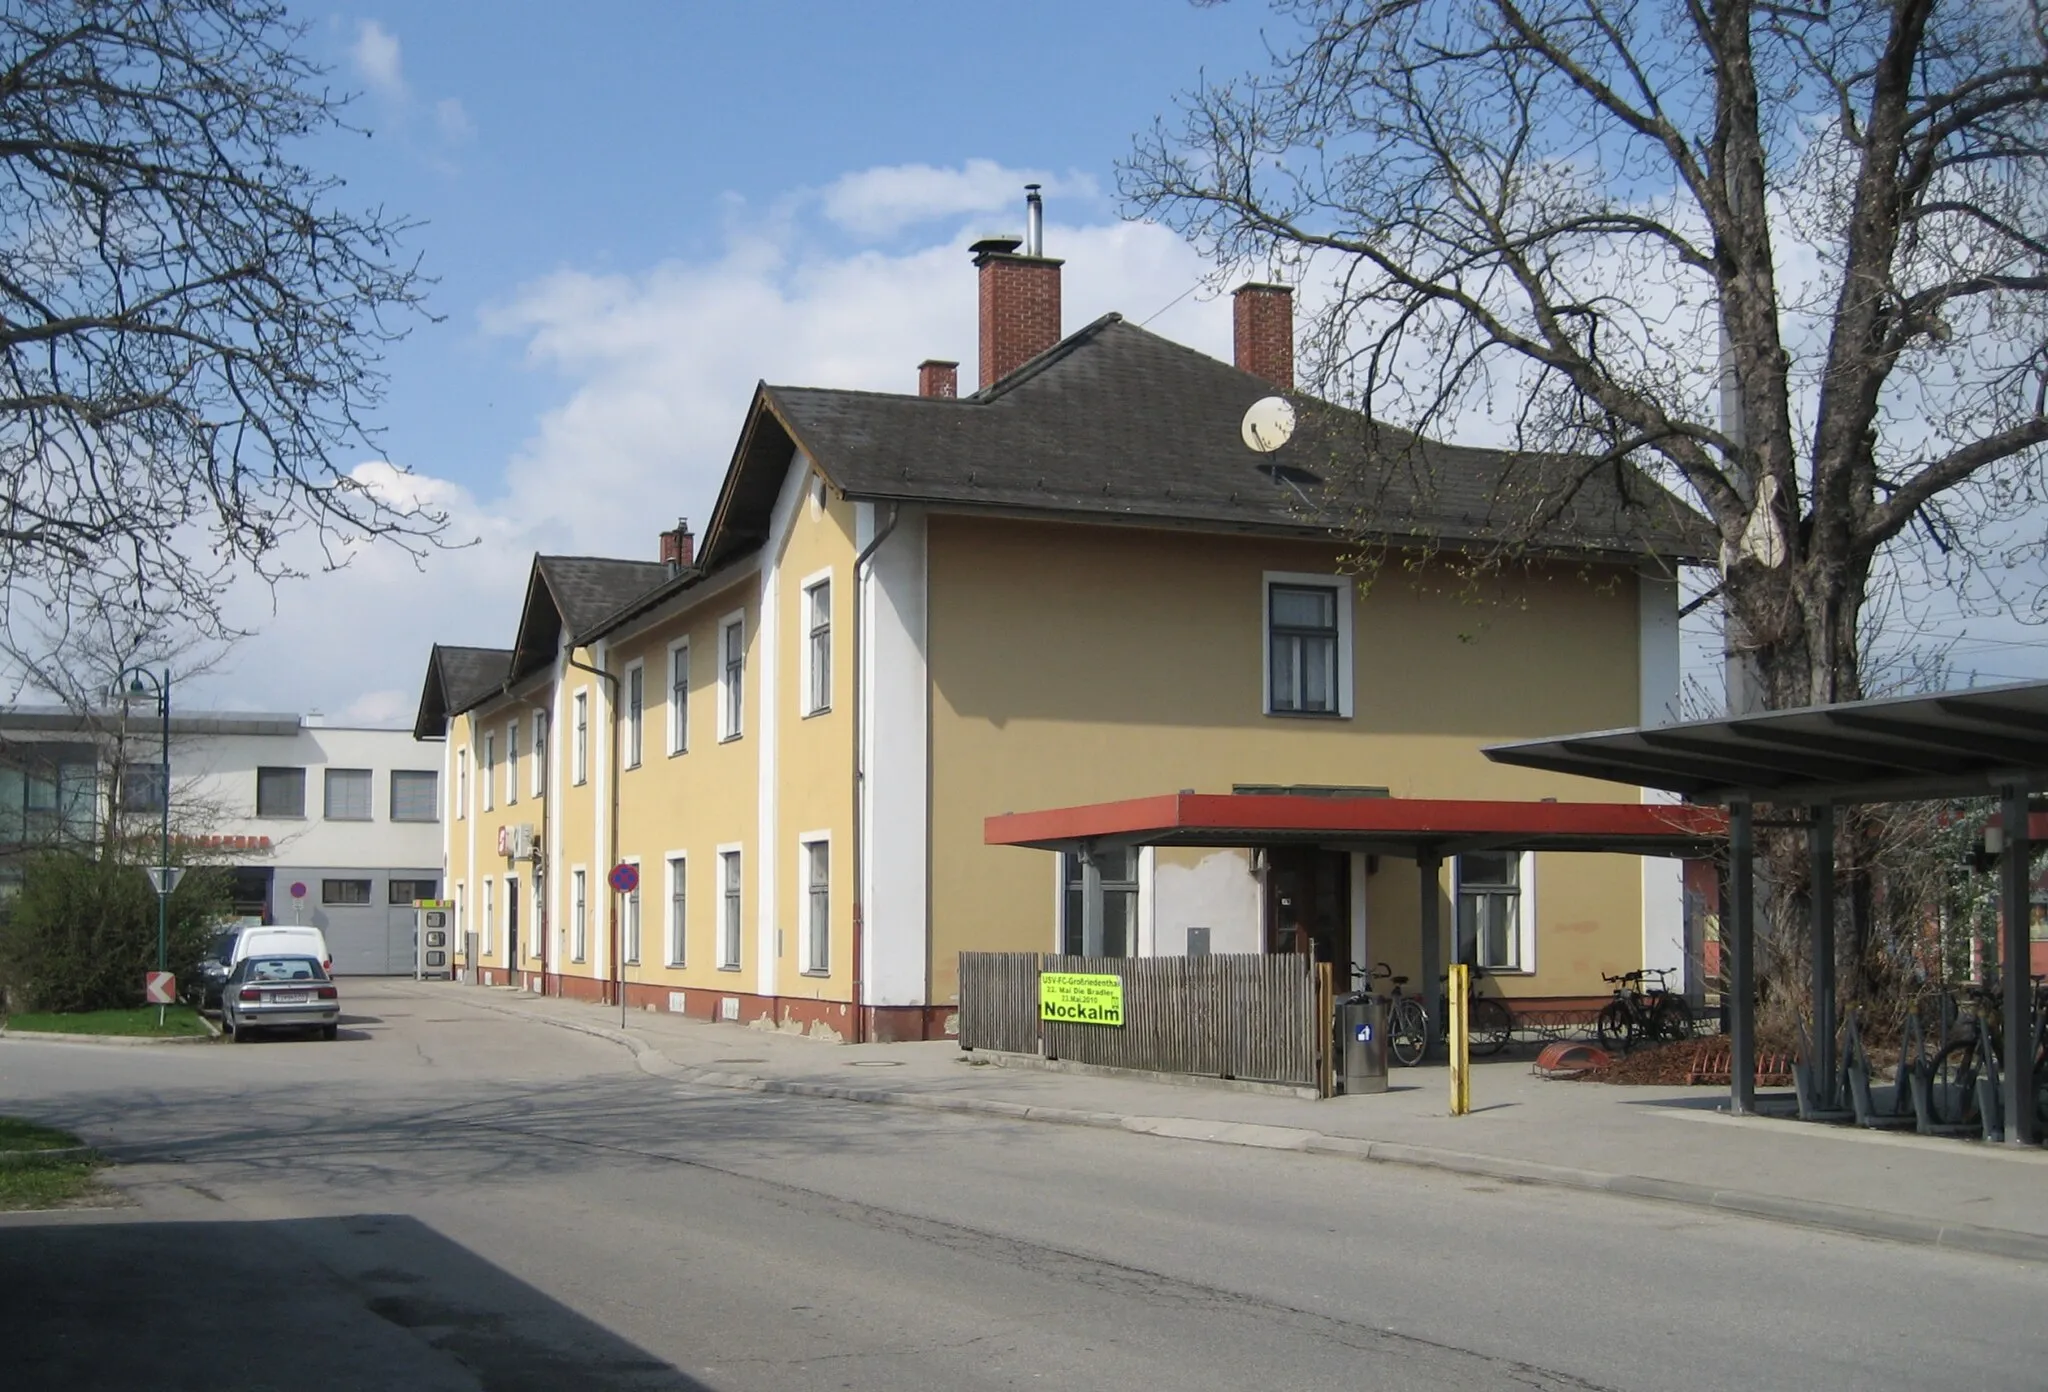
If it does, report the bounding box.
[0,1028,214,1047]
[434,987,2048,1266]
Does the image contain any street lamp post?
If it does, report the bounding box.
[119,667,172,1025]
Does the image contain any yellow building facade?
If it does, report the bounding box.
[416,257,1706,1040]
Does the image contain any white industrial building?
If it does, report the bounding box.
[0,708,442,974]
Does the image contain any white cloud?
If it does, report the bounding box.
[352,20,405,101]
[434,97,474,145]
[179,180,1227,721]
[821,159,1098,238]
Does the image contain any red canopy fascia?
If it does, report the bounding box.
[985,793,1726,857]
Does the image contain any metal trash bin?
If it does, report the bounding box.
[1337,995,1389,1095]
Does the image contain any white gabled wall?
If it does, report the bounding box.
[858,503,929,1007]
[1638,569,1686,984]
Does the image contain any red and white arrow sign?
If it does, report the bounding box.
[144,971,176,1005]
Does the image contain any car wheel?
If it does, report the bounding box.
[231,1020,254,1043]
[320,1024,339,1041]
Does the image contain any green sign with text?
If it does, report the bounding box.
[1039,972,1125,1027]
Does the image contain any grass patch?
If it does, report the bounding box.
[0,1116,106,1211]
[2,1004,208,1037]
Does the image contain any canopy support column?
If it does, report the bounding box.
[1728,800,1757,1116]
[2000,787,2037,1146]
[1809,805,1836,1110]
[1080,843,1105,958]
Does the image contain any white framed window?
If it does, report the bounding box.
[531,710,548,798]
[665,853,687,966]
[482,731,496,812]
[622,858,642,965]
[801,571,832,717]
[1262,572,1354,718]
[505,719,519,805]
[530,876,544,961]
[456,749,468,819]
[623,660,645,769]
[391,770,438,823]
[482,876,495,956]
[667,639,690,755]
[719,612,745,741]
[1456,852,1534,973]
[799,833,830,974]
[1059,846,1139,957]
[504,874,519,966]
[572,690,589,785]
[571,867,588,962]
[717,845,742,968]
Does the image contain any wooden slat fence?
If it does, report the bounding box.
[959,951,1327,1093]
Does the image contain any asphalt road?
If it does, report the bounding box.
[2,981,2044,1391]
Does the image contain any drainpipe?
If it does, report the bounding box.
[566,646,623,1025]
[850,503,902,1045]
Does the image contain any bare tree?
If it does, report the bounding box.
[1127,0,2048,710]
[0,0,447,643]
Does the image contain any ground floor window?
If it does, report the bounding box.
[719,849,742,968]
[623,868,641,966]
[322,878,371,906]
[1456,852,1524,971]
[572,869,588,962]
[1060,847,1138,957]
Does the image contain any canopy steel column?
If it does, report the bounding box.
[1999,787,2037,1146]
[1728,801,1757,1115]
[1080,843,1105,958]
[1809,805,1837,1110]
[1418,849,1442,1056]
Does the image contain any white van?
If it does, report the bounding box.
[232,925,333,976]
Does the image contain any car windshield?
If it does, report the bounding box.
[211,933,239,965]
[245,956,326,983]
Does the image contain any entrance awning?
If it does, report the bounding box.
[985,793,1725,857]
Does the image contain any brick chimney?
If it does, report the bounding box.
[659,517,694,571]
[1233,283,1294,391]
[973,187,1061,388]
[918,359,958,399]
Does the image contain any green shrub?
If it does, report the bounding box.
[0,854,229,1013]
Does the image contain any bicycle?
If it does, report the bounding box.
[1345,962,1431,1067]
[1595,968,1693,1052]
[1441,965,1515,1057]
[1926,977,2048,1131]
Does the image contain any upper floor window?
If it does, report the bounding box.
[720,615,745,741]
[256,766,306,818]
[803,577,832,716]
[323,768,372,821]
[624,661,645,769]
[505,719,520,805]
[1264,575,1352,717]
[482,731,496,812]
[456,749,469,819]
[572,691,589,785]
[668,641,689,756]
[532,710,548,798]
[119,765,167,814]
[391,770,439,823]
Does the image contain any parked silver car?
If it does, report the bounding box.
[222,954,340,1042]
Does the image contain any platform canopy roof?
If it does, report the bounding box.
[984,793,1724,859]
[1484,679,2048,806]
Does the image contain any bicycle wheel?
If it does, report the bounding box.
[1595,1000,1635,1053]
[1388,997,1429,1067]
[1652,996,1695,1044]
[1468,996,1514,1056]
[1928,1039,1982,1127]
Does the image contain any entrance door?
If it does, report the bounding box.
[1265,848,1352,987]
[506,876,520,968]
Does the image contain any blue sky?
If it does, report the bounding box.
[184,1,2048,721]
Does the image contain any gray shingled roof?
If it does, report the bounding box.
[414,644,512,740]
[537,557,674,638]
[762,315,1708,560]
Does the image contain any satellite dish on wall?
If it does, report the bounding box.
[1241,396,1297,453]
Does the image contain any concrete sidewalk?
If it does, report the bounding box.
[397,981,2048,1264]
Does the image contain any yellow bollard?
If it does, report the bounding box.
[1449,963,1471,1116]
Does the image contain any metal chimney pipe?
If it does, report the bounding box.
[1025,183,1043,257]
